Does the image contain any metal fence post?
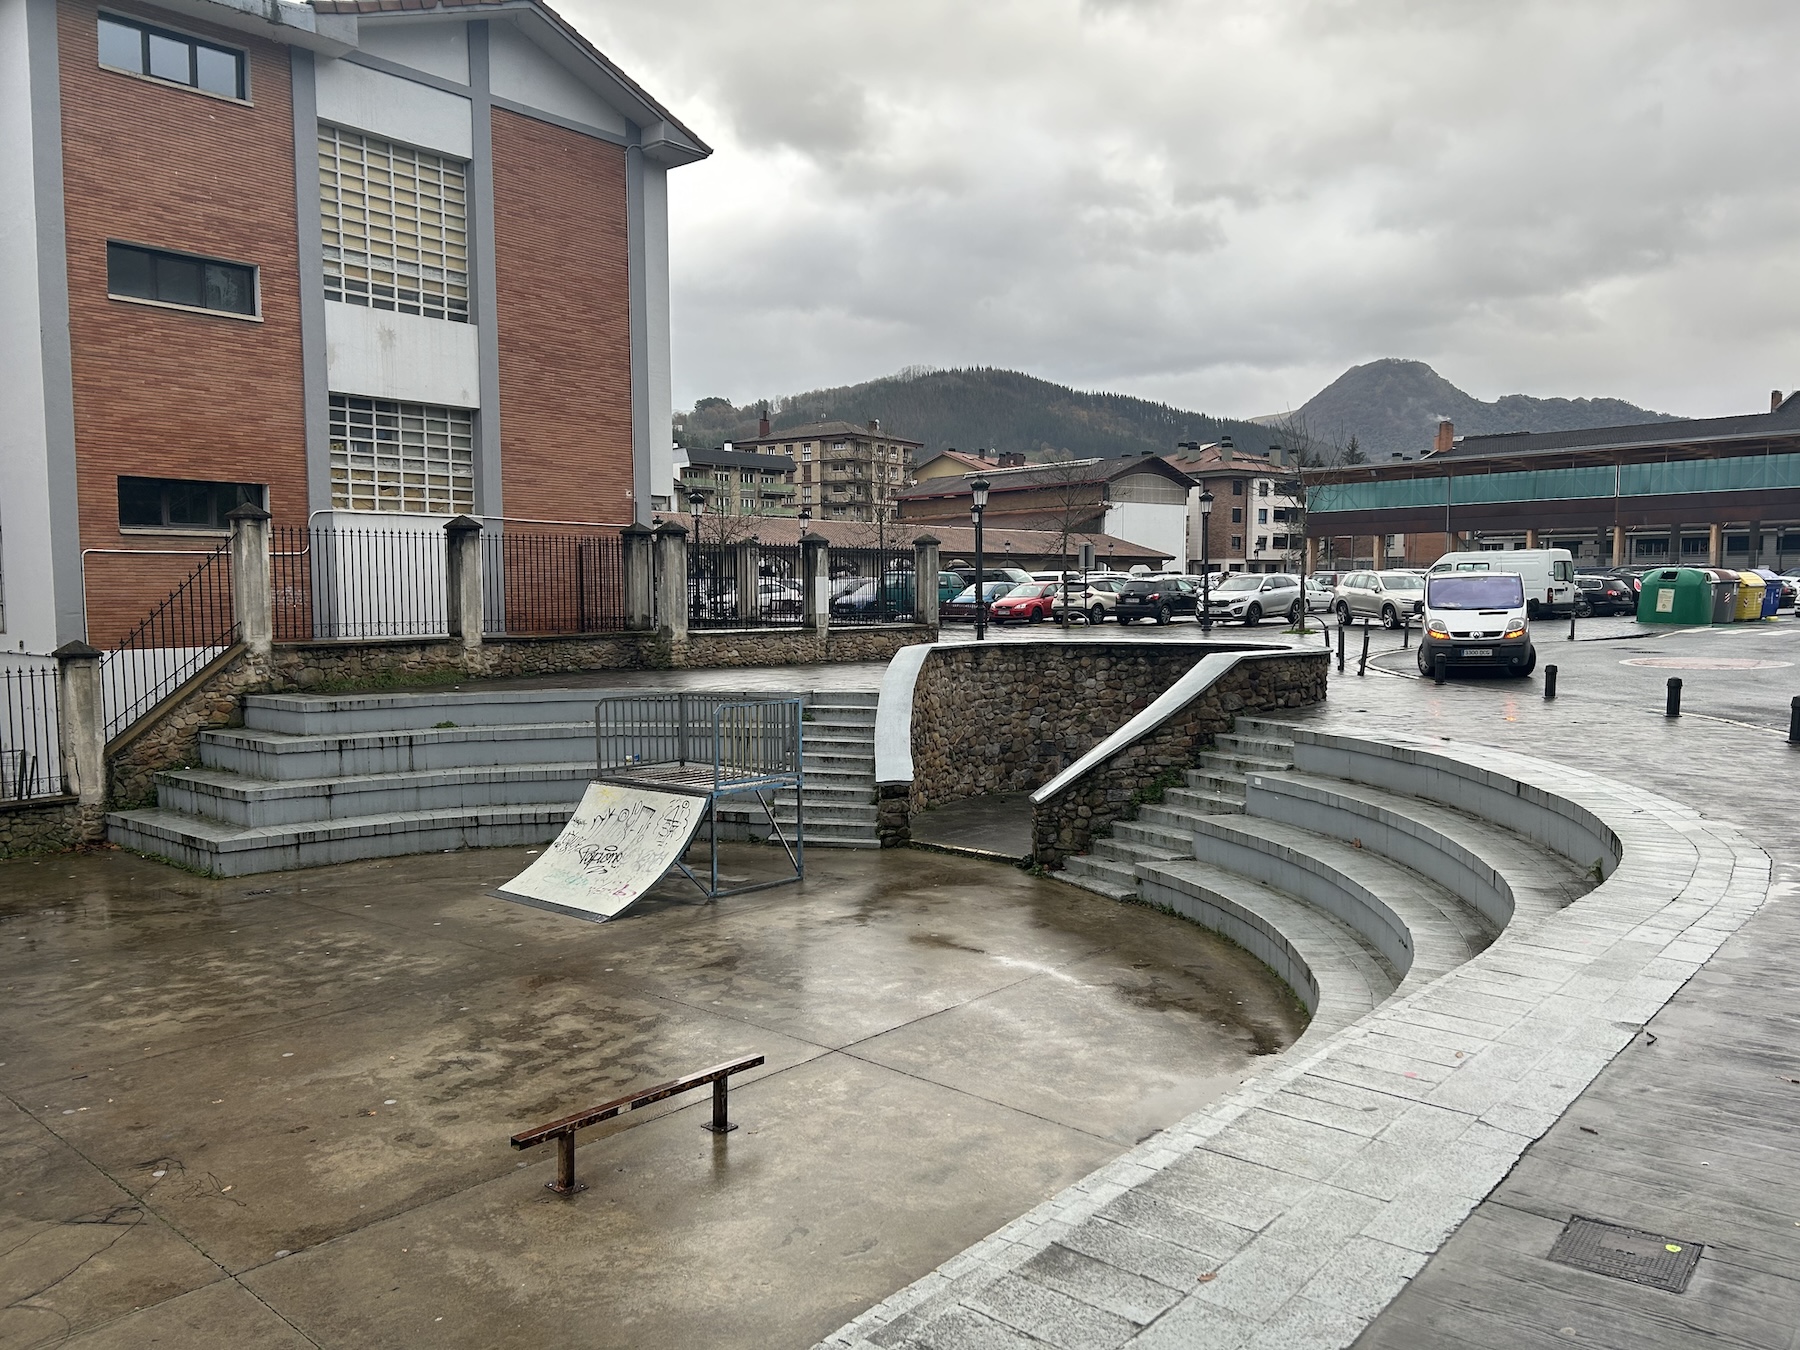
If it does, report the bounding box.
[736,538,761,626]
[801,532,829,636]
[654,521,690,644]
[227,504,272,658]
[52,642,105,806]
[444,516,484,649]
[914,533,941,628]
[622,522,656,631]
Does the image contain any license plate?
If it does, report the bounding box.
[1461,647,1493,658]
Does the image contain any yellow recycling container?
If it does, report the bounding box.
[1733,571,1766,621]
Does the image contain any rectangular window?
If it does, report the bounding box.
[1232,480,1244,496]
[118,476,264,532]
[329,394,473,514]
[319,127,469,322]
[107,242,256,317]
[98,14,245,99]
[1230,535,1243,549]
[1258,480,1270,497]
[1231,507,1242,523]
[1257,509,1268,524]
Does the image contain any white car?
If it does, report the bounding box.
[1203,573,1304,627]
[1050,576,1129,623]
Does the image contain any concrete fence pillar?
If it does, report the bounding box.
[226,504,272,658]
[52,641,105,805]
[736,538,761,625]
[801,532,830,637]
[654,521,690,643]
[445,516,484,649]
[913,534,941,627]
[622,522,655,630]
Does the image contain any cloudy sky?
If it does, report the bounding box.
[564,0,1800,420]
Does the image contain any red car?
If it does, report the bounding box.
[987,581,1060,624]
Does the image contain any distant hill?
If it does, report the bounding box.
[675,367,1287,462]
[1288,358,1680,459]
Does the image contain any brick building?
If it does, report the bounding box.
[0,0,706,651]
[675,445,796,519]
[1168,441,1305,574]
[728,419,921,523]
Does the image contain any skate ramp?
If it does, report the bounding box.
[496,782,708,921]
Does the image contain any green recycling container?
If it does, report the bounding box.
[1637,567,1713,624]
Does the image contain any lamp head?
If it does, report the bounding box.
[969,476,991,510]
[687,490,706,521]
[1199,488,1214,516]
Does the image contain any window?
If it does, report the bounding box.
[1256,536,1268,551]
[802,445,813,461]
[329,394,474,514]
[118,476,264,532]
[1258,480,1270,497]
[98,14,245,99]
[1230,535,1243,549]
[1232,480,1244,496]
[320,127,468,322]
[107,242,256,317]
[1257,509,1268,524]
[1230,507,1242,523]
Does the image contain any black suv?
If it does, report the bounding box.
[1115,577,1198,624]
[1575,573,1636,616]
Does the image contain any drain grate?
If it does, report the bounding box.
[1548,1216,1702,1293]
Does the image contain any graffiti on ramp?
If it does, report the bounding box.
[496,782,707,921]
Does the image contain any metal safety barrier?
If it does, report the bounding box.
[510,1053,765,1195]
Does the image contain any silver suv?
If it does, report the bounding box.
[1333,570,1425,628]
[1204,572,1303,626]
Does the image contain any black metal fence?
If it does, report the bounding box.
[828,546,918,625]
[0,663,63,800]
[483,531,627,636]
[274,525,451,642]
[687,541,806,629]
[101,544,238,741]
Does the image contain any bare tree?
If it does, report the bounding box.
[1020,450,1106,623]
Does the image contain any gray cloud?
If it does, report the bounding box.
[563,0,1800,419]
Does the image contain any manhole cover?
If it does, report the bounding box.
[1619,656,1792,670]
[1547,1216,1702,1292]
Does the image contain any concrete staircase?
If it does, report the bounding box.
[1058,726,1293,901]
[108,686,880,877]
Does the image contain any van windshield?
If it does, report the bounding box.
[1427,574,1525,610]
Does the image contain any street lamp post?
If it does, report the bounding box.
[970,476,991,641]
[1199,489,1214,635]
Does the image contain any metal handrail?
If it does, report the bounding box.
[510,1053,765,1194]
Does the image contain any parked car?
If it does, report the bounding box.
[942,580,1018,622]
[946,565,1033,589]
[1332,571,1425,628]
[1051,576,1130,623]
[988,580,1062,624]
[1575,573,1636,616]
[1418,570,1535,677]
[830,570,964,620]
[1115,577,1200,624]
[1302,576,1336,614]
[1204,573,1304,627]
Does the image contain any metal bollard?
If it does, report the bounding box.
[1544,664,1557,699]
[1434,651,1447,685]
[1322,612,1330,649]
[1790,695,1799,745]
[1336,621,1345,672]
[1666,677,1682,718]
[1402,615,1410,648]
[1569,607,1577,641]
[1359,625,1370,676]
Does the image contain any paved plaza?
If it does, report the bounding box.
[3,613,1797,1348]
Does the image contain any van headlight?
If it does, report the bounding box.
[1504,618,1526,638]
[1427,619,1450,638]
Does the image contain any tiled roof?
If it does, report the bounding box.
[895,454,1195,500]
[1442,395,1800,460]
[732,421,925,447]
[679,447,792,471]
[673,517,1172,563]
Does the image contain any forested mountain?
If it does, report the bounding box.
[1291,358,1679,459]
[675,367,1285,462]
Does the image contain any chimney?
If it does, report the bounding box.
[1269,443,1286,466]
[1773,390,1785,413]
[977,446,988,460]
[758,412,771,437]
[868,419,880,433]
[1434,419,1455,454]
[722,441,733,453]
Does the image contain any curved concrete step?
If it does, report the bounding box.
[199,722,594,780]
[156,761,590,826]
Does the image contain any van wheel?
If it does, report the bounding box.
[1527,599,1540,619]
[1335,600,1351,624]
[1381,604,1398,629]
[1417,646,1432,676]
[1245,603,1263,626]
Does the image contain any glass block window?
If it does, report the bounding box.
[319,127,469,322]
[329,394,474,514]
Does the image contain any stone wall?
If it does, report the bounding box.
[0,798,107,856]
[102,625,932,810]
[1032,654,1327,867]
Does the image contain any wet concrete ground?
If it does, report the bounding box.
[909,793,1035,863]
[0,841,1303,1349]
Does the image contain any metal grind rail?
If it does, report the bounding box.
[593,693,804,898]
[511,1053,765,1194]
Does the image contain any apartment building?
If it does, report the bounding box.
[729,418,921,523]
[675,445,796,519]
[0,0,706,652]
[1169,441,1305,574]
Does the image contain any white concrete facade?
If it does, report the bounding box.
[1102,502,1186,569]
[324,302,481,408]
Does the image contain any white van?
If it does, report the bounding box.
[1428,548,1577,618]
[1418,570,1535,677]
